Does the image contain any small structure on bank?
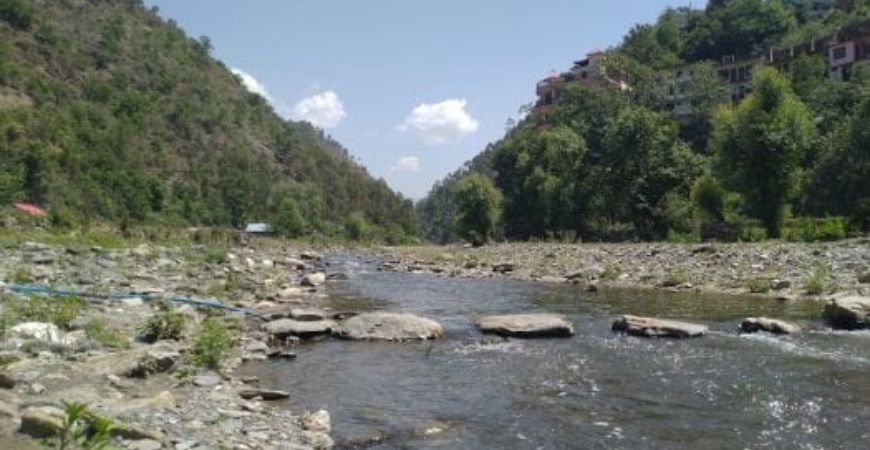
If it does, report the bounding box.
[244,223,271,234]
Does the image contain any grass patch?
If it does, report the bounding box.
[601,263,622,282]
[5,266,34,284]
[747,277,772,294]
[0,294,84,331]
[662,269,689,287]
[85,318,129,349]
[190,318,235,370]
[803,263,831,296]
[138,310,187,342]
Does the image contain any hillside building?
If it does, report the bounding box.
[534,19,870,119]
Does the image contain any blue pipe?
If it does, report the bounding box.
[4,283,269,321]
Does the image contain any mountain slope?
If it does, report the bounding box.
[0,0,417,239]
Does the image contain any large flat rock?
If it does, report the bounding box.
[475,314,574,338]
[611,315,707,339]
[262,319,336,339]
[335,313,443,341]
[824,296,870,330]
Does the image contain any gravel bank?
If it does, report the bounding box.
[385,239,870,300]
[0,238,341,450]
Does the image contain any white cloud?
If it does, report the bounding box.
[231,68,272,102]
[291,91,346,129]
[391,156,421,173]
[401,98,479,145]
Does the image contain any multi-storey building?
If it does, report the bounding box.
[535,19,870,119]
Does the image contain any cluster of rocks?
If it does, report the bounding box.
[0,240,343,449]
[384,239,870,300]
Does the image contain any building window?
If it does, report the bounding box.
[833,46,847,60]
[581,72,588,79]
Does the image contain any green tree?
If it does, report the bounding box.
[455,173,502,246]
[272,196,307,238]
[684,0,797,60]
[711,67,816,237]
[601,106,703,239]
[344,212,370,241]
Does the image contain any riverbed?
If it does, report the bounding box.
[241,254,870,449]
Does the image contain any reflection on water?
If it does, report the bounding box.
[239,254,870,449]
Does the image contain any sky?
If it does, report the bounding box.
[143,0,699,200]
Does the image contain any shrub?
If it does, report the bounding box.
[0,0,34,30]
[138,310,187,342]
[740,225,767,242]
[85,319,129,349]
[803,263,830,296]
[190,318,234,369]
[344,212,371,241]
[782,217,848,242]
[200,246,228,264]
[666,229,700,243]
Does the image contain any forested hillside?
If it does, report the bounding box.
[0,0,418,240]
[419,0,870,244]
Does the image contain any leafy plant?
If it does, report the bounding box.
[52,400,116,450]
[138,310,187,342]
[190,318,235,369]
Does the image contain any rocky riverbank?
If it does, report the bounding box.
[0,238,348,450]
[384,239,870,301]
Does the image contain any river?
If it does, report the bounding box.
[240,254,870,449]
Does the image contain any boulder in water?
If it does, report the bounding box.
[301,272,326,287]
[611,315,706,339]
[740,317,799,335]
[475,314,574,338]
[823,296,870,330]
[262,319,336,339]
[335,313,443,341]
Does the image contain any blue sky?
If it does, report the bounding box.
[144,0,698,199]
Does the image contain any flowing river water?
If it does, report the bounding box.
[240,254,870,449]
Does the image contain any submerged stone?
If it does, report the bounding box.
[611,315,706,339]
[475,314,574,338]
